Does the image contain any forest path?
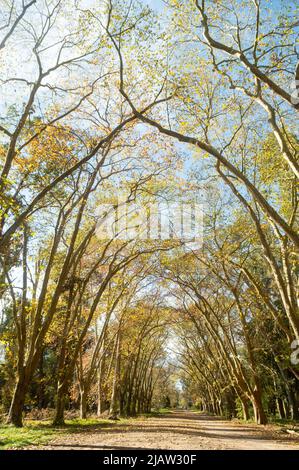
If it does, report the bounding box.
[27,411,299,450]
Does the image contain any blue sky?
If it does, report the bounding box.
[146,0,163,10]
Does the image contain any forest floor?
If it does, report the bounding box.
[4,410,299,450]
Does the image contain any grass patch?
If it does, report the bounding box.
[64,417,113,427]
[0,421,61,450]
[147,407,172,415]
[0,416,133,449]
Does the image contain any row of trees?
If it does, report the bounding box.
[0,0,180,426]
[0,0,298,427]
[111,0,299,424]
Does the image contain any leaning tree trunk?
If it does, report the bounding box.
[240,396,250,421]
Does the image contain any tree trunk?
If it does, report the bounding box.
[288,389,299,420]
[109,330,121,419]
[217,399,223,416]
[252,389,267,424]
[277,364,299,420]
[80,388,87,419]
[53,383,67,425]
[97,384,105,416]
[241,398,250,421]
[283,399,290,419]
[6,377,26,427]
[97,356,106,416]
[277,397,286,419]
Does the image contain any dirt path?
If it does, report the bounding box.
[26,411,299,450]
